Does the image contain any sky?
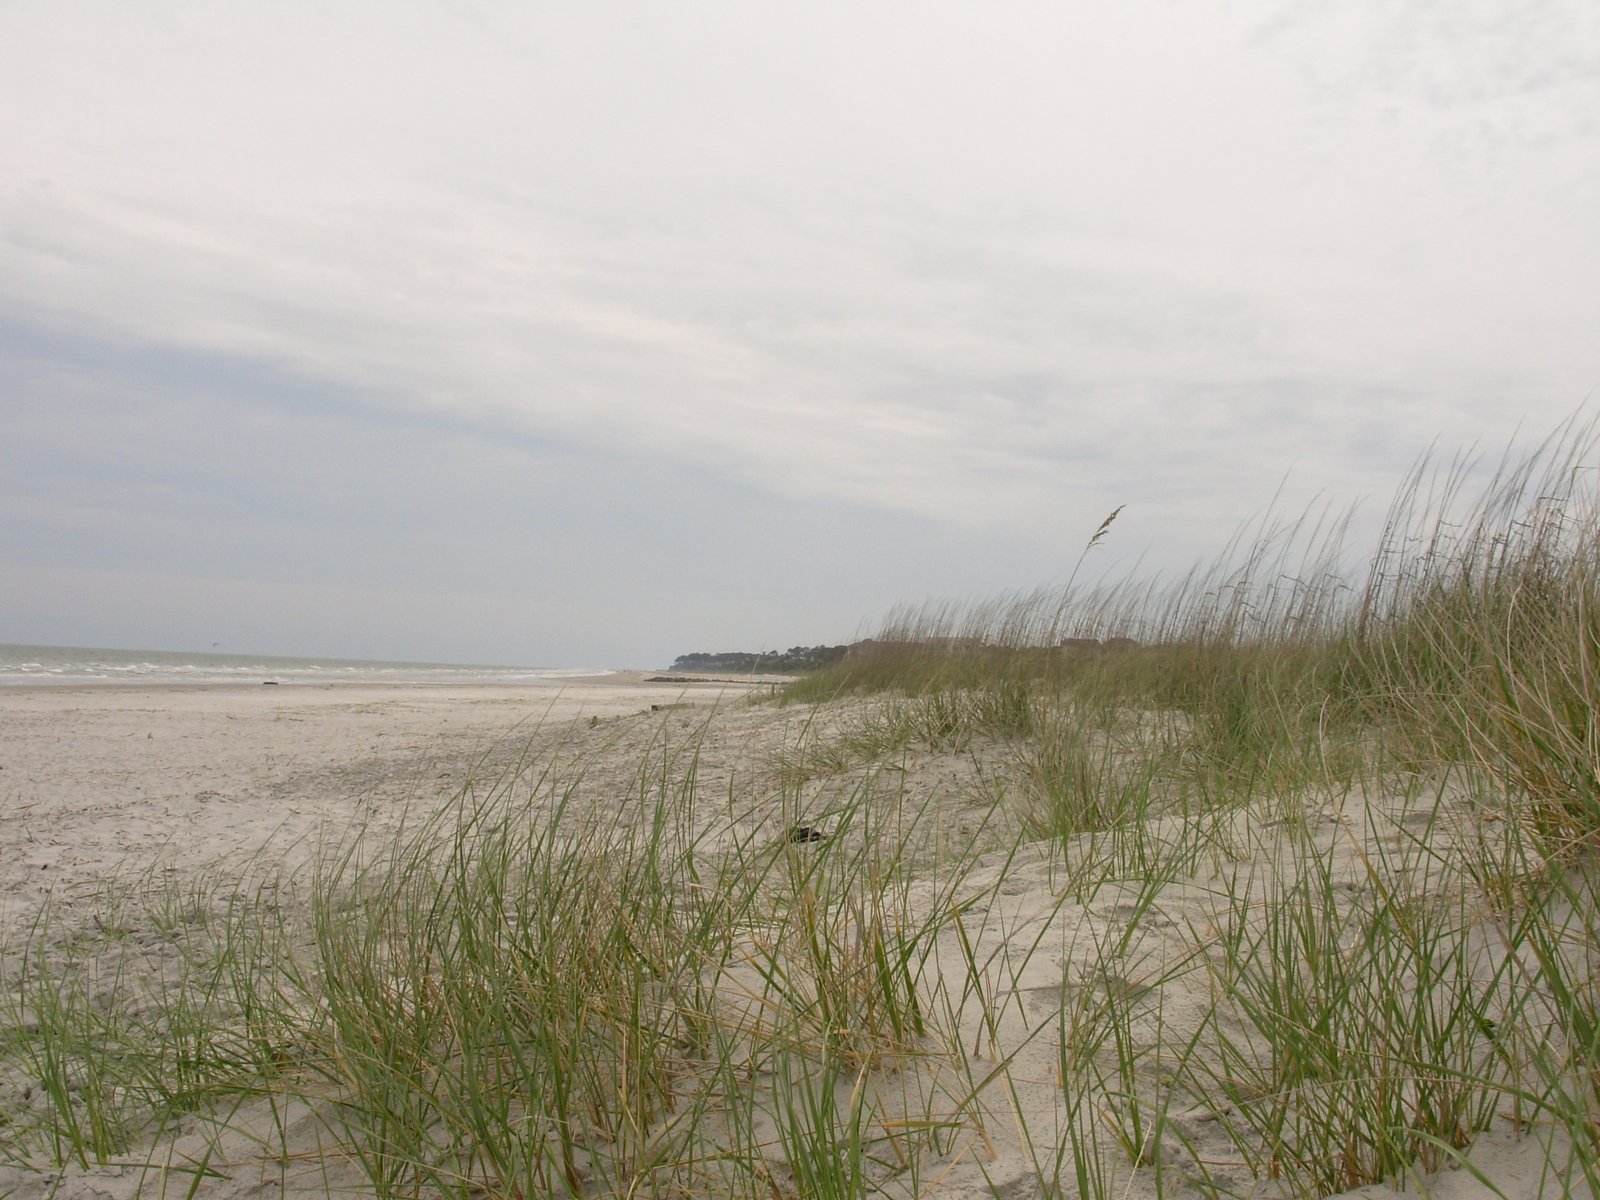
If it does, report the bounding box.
[2,1,1597,668]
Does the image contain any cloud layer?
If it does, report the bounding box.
[3,1,1597,663]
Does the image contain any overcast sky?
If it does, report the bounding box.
[3,1,1597,667]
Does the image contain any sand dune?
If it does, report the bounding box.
[0,684,1588,1199]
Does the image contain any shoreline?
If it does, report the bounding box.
[0,670,652,693]
[0,670,793,694]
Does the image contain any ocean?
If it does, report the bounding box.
[0,643,612,687]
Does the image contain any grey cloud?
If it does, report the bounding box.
[1,1,1596,661]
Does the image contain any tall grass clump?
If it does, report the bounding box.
[1190,836,1518,1196]
[794,410,1600,850]
[1358,413,1600,849]
[2,865,315,1172]
[302,727,989,1198]
[309,746,740,1198]
[1480,814,1600,1190]
[776,408,1600,1193]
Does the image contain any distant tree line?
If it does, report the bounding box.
[669,645,850,674]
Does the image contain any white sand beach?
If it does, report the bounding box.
[0,683,1590,1200]
[0,678,773,939]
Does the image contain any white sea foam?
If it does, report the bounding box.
[0,643,609,687]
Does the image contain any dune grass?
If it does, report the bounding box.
[3,412,1598,1197]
